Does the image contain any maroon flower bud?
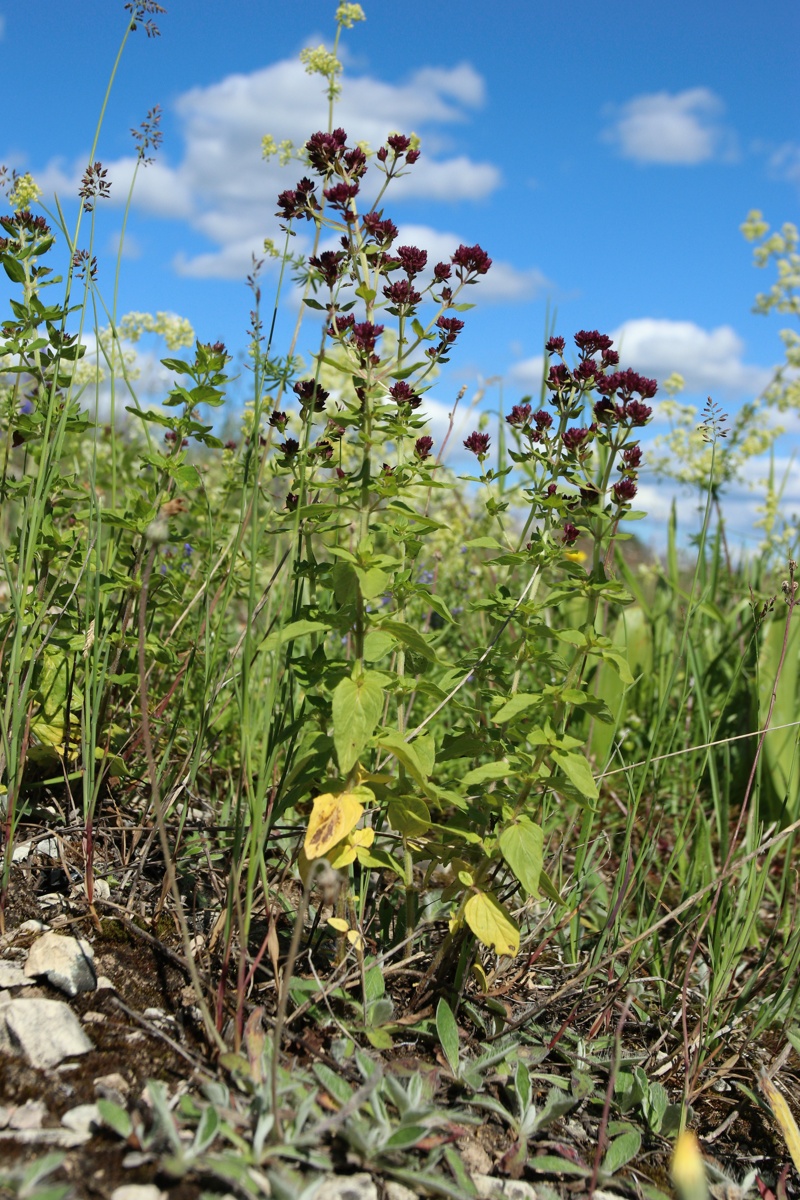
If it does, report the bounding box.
[546,483,558,497]
[309,250,346,288]
[464,430,491,457]
[545,336,565,354]
[593,397,617,423]
[387,133,411,154]
[280,438,299,457]
[336,467,346,479]
[562,522,580,545]
[415,435,434,460]
[506,403,532,427]
[224,440,237,451]
[323,181,360,210]
[573,359,599,383]
[533,410,553,431]
[351,322,384,354]
[397,245,428,276]
[269,410,289,431]
[613,478,638,504]
[623,400,653,426]
[562,426,591,452]
[602,348,620,368]
[376,146,388,162]
[622,444,643,470]
[435,315,464,344]
[326,420,345,439]
[328,313,355,338]
[383,279,422,307]
[293,380,330,411]
[574,330,614,357]
[306,128,348,173]
[451,243,492,279]
[381,462,394,476]
[547,363,572,388]
[285,492,299,511]
[433,262,452,282]
[362,211,398,245]
[390,381,421,409]
[315,439,333,460]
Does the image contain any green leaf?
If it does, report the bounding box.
[413,733,436,778]
[602,1127,641,1173]
[314,1062,353,1105]
[551,749,598,801]
[493,693,540,723]
[499,817,543,896]
[436,998,460,1076]
[385,1125,428,1149]
[97,1098,133,1140]
[192,1104,220,1154]
[464,536,505,549]
[332,670,384,773]
[262,619,330,652]
[461,761,515,788]
[387,794,431,837]
[356,566,390,600]
[376,729,430,783]
[464,890,519,956]
[378,619,439,662]
[363,629,395,660]
[598,647,635,685]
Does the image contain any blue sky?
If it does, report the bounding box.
[2,0,798,541]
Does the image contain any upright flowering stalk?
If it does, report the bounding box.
[505,329,655,570]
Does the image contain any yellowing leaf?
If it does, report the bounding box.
[464,890,519,957]
[350,828,375,848]
[346,929,364,949]
[304,791,364,859]
[472,961,489,993]
[329,842,357,868]
[327,917,350,933]
[759,1071,800,1171]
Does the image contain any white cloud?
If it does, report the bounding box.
[602,88,735,165]
[768,141,800,189]
[508,354,544,389]
[31,55,501,284]
[611,318,773,398]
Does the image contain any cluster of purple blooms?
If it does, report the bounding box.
[270,128,494,508]
[461,330,656,546]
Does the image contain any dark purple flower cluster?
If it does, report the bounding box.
[452,244,492,281]
[415,435,434,460]
[390,381,421,409]
[613,477,638,504]
[383,278,422,308]
[324,180,360,218]
[377,133,420,166]
[397,245,428,276]
[351,322,384,356]
[562,522,580,546]
[308,250,346,288]
[562,426,591,452]
[293,379,330,411]
[362,211,398,246]
[506,403,532,427]
[280,438,299,457]
[306,128,348,174]
[464,430,490,458]
[276,177,319,222]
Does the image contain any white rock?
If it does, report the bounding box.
[0,962,33,988]
[385,1185,417,1200]
[90,878,111,900]
[9,1099,47,1130]
[110,1186,167,1200]
[472,1177,540,1200]
[35,837,60,858]
[2,997,93,1068]
[61,1103,101,1134]
[94,1072,129,1103]
[24,931,97,996]
[96,975,116,992]
[313,1175,378,1200]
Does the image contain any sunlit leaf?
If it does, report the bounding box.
[464,890,519,956]
[304,791,364,859]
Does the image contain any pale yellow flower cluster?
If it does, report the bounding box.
[117,311,195,351]
[261,136,295,166]
[300,45,342,80]
[335,3,366,29]
[8,173,42,211]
